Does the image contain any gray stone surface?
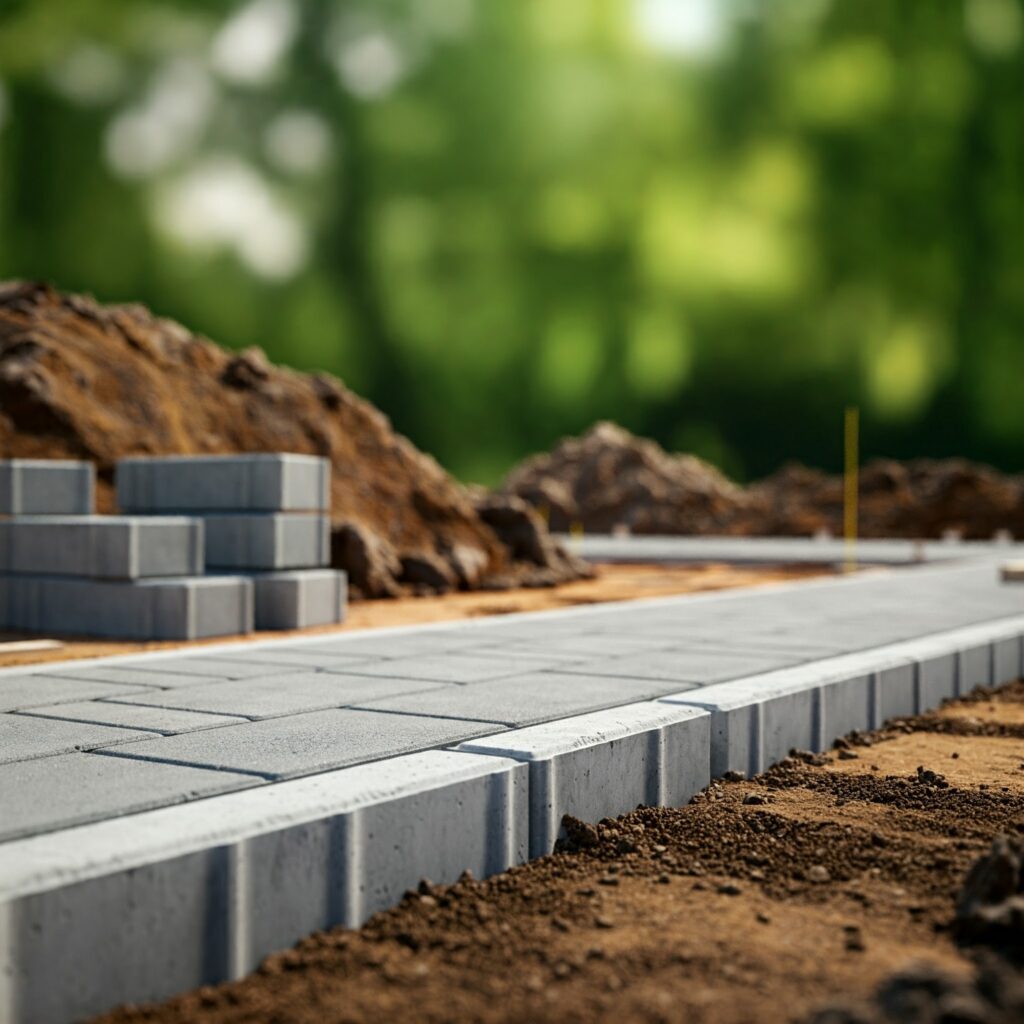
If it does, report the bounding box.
[76,655,311,681]
[40,665,235,689]
[350,672,695,726]
[102,708,499,779]
[16,701,246,735]
[0,575,253,640]
[458,702,710,856]
[0,675,154,713]
[202,514,330,570]
[334,651,570,684]
[557,646,806,685]
[249,569,346,630]
[0,516,203,579]
[0,713,147,763]
[0,752,256,842]
[0,459,94,516]
[116,454,329,513]
[0,750,526,1024]
[108,673,451,720]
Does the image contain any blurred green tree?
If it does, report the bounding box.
[0,0,1021,483]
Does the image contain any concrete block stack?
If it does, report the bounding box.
[0,459,253,640]
[117,454,345,631]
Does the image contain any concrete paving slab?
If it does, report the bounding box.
[457,702,710,856]
[0,714,148,763]
[92,655,312,680]
[0,516,202,579]
[15,701,247,735]
[0,675,154,713]
[0,459,94,516]
[557,646,806,686]
[248,568,346,630]
[0,575,253,640]
[202,514,330,570]
[0,750,525,1024]
[116,454,330,513]
[207,648,378,670]
[333,651,566,684]
[351,672,696,727]
[100,708,501,779]
[36,665,233,689]
[0,752,257,842]
[108,673,452,720]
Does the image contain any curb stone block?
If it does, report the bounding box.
[201,514,330,570]
[0,517,203,579]
[248,569,346,630]
[0,750,526,1024]
[455,702,710,858]
[0,460,94,516]
[116,455,329,513]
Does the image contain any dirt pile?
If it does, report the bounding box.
[500,421,747,534]
[0,281,588,597]
[501,423,1024,540]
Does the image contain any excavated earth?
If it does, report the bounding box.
[0,281,587,598]
[502,422,1024,540]
[95,683,1024,1024]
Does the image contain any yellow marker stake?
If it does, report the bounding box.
[570,520,584,551]
[844,406,859,574]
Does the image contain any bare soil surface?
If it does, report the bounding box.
[0,281,585,597]
[502,421,1024,540]
[0,562,826,671]
[94,684,1024,1024]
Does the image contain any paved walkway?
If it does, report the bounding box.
[2,554,1022,843]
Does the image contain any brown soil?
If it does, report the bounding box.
[502,421,1024,540]
[93,685,1024,1024]
[0,281,585,597]
[0,561,826,671]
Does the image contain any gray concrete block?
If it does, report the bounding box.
[958,643,993,694]
[351,671,694,727]
[109,673,451,720]
[457,702,710,857]
[79,655,311,681]
[0,574,253,641]
[16,701,247,735]
[0,713,148,763]
[0,752,257,842]
[249,569,346,630]
[102,708,499,779]
[0,516,202,579]
[918,653,958,710]
[116,454,329,512]
[876,662,918,725]
[993,635,1022,684]
[0,674,155,713]
[0,460,94,515]
[202,514,330,570]
[0,750,526,1024]
[335,651,567,685]
[39,665,234,690]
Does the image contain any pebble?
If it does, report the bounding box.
[743,793,768,805]
[595,915,616,929]
[717,882,742,896]
[838,749,859,760]
[807,865,831,884]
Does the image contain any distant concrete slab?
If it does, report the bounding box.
[0,459,94,516]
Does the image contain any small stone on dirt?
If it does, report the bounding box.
[808,865,831,884]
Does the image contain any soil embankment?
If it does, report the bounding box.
[95,682,1024,1024]
[0,281,585,597]
[502,421,1024,540]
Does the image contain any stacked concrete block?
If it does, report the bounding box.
[116,454,345,630]
[0,460,254,641]
[0,459,94,515]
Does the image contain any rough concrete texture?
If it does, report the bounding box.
[457,702,710,856]
[0,751,527,1024]
[201,514,330,570]
[0,516,202,579]
[0,574,253,640]
[248,569,347,630]
[116,454,329,513]
[0,459,94,515]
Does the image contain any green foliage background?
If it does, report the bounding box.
[1,0,1022,483]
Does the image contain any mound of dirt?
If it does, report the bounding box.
[501,423,1024,540]
[0,281,588,597]
[500,421,747,534]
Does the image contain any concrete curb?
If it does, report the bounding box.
[0,750,528,1024]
